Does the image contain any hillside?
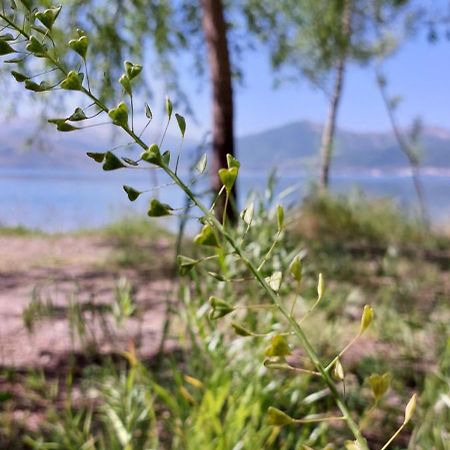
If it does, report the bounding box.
[1,119,449,172]
[237,121,450,172]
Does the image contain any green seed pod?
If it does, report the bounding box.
[276,204,284,231]
[218,167,238,194]
[194,224,220,247]
[141,144,162,166]
[147,199,173,217]
[289,255,302,283]
[175,113,186,138]
[404,393,417,424]
[123,185,141,202]
[68,35,88,58]
[360,305,374,334]
[226,153,240,169]
[208,296,234,320]
[265,335,291,358]
[267,407,295,426]
[108,102,129,127]
[102,152,126,171]
[35,6,61,30]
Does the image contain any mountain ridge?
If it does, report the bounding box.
[1,119,449,172]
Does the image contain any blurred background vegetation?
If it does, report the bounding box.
[0,0,449,449]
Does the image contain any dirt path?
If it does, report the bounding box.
[0,234,174,370]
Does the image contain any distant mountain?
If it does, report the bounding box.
[1,118,449,173]
[237,121,450,172]
[0,118,193,171]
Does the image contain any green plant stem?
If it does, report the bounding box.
[0,13,29,39]
[298,293,322,324]
[161,165,369,449]
[222,192,229,228]
[380,423,406,450]
[235,304,275,310]
[294,416,345,424]
[257,230,282,271]
[325,333,361,371]
[265,362,320,377]
[1,22,368,446]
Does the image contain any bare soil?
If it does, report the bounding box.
[0,234,175,370]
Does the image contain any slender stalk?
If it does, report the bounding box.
[325,333,361,371]
[265,363,320,377]
[376,68,429,228]
[294,416,345,424]
[161,165,369,449]
[0,19,369,447]
[380,424,406,450]
[257,230,282,271]
[222,192,229,227]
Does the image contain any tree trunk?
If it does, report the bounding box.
[201,0,236,223]
[318,0,351,192]
[376,70,429,228]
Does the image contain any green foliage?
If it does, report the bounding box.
[103,216,172,269]
[2,7,447,450]
[292,192,429,248]
[244,0,412,88]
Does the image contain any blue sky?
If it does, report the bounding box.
[177,23,450,139]
[2,2,449,142]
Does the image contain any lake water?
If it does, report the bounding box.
[0,168,449,232]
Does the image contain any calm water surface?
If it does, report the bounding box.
[0,168,448,232]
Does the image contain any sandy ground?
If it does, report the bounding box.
[0,234,175,370]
